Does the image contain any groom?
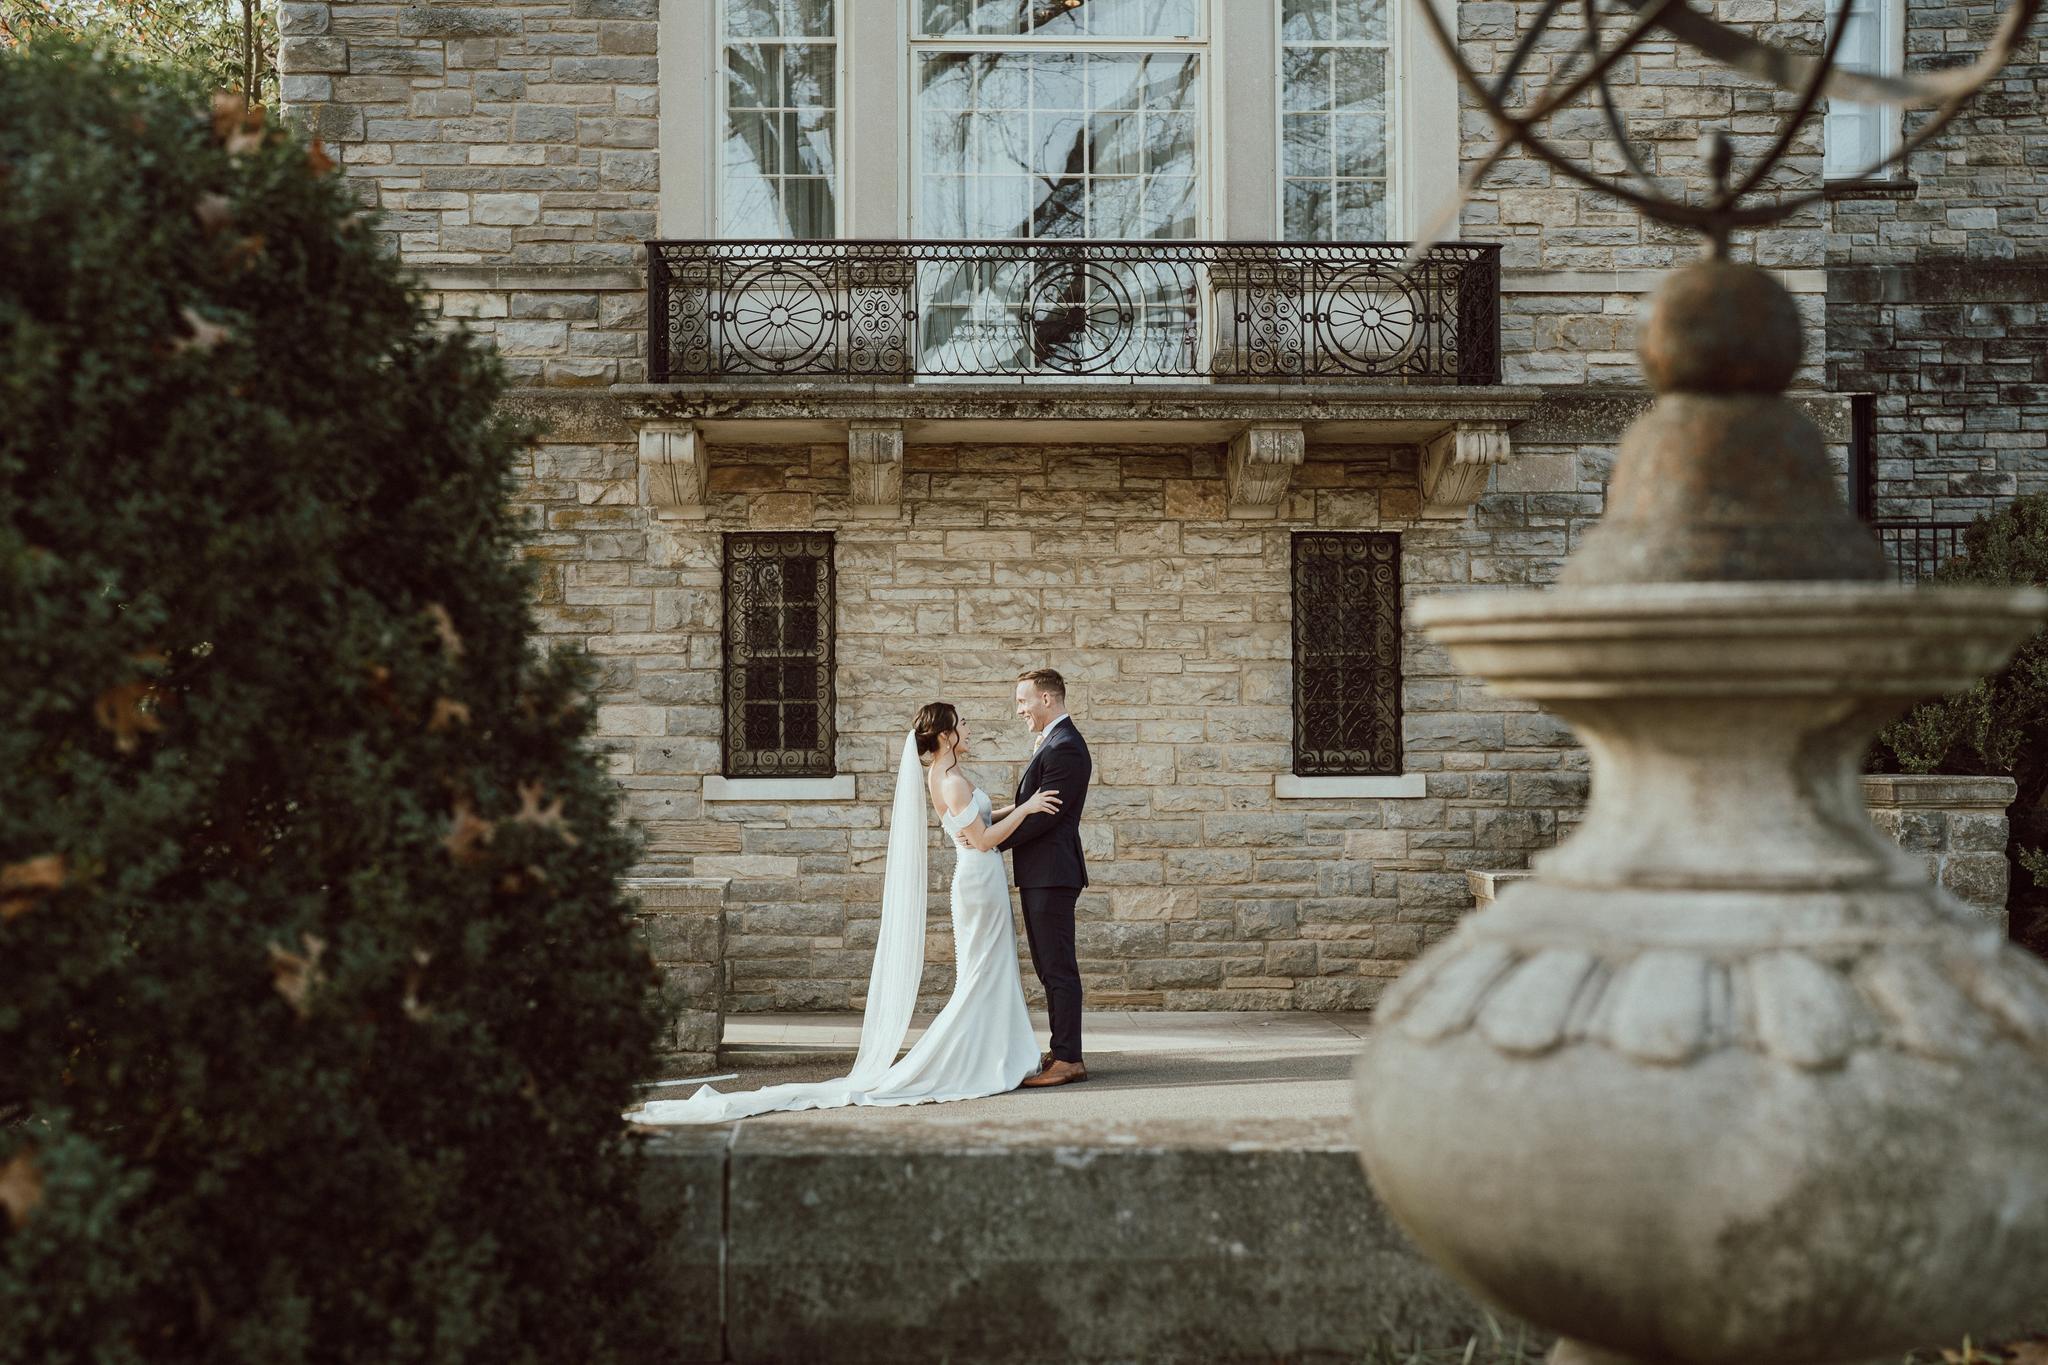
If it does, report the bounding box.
[1003,668,1092,1088]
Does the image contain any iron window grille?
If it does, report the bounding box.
[1871,520,1972,584]
[1292,531,1402,777]
[722,531,837,778]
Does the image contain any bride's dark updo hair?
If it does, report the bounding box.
[912,702,959,765]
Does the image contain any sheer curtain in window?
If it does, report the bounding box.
[720,0,839,237]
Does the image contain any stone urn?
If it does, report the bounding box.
[1354,260,2048,1364]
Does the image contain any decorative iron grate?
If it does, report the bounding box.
[647,239,1502,385]
[1292,532,1403,777]
[722,531,836,778]
[1872,521,1972,584]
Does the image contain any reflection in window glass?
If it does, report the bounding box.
[1281,0,1390,241]
[721,0,837,237]
[918,0,1199,39]
[1822,0,1900,178]
[916,50,1201,239]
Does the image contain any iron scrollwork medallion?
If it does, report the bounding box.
[723,532,836,778]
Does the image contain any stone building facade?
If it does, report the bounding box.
[279,0,2033,1013]
[1823,0,2048,546]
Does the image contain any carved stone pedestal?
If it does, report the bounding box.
[1355,260,2048,1365]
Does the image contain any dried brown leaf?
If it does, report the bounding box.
[193,192,234,236]
[425,604,463,659]
[172,305,232,355]
[0,1149,41,1229]
[427,698,471,732]
[93,679,166,753]
[512,780,578,846]
[306,138,334,177]
[443,795,495,865]
[1,853,65,921]
[267,933,326,1019]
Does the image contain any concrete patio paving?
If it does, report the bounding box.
[641,1009,1374,1139]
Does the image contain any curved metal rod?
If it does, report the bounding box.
[1722,0,1859,204]
[1413,0,2038,241]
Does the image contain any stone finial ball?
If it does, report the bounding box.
[1637,260,1803,394]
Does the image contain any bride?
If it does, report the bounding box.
[633,702,1060,1124]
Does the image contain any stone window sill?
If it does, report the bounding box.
[1823,177,1917,202]
[1274,774,1429,800]
[704,775,856,802]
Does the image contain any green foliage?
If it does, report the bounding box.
[1870,494,2048,939]
[0,0,276,103]
[0,45,672,1363]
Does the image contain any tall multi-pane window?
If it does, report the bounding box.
[1281,0,1393,241]
[912,0,1205,239]
[1823,0,1903,180]
[719,0,838,237]
[1291,533,1402,777]
[722,532,837,778]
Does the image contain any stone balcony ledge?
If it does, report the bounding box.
[611,379,1546,446]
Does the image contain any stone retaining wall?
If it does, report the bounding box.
[1469,774,2017,927]
[627,875,727,1076]
[1862,773,2018,926]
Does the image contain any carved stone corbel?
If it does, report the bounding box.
[1419,421,1511,519]
[848,420,904,519]
[638,421,708,520]
[1227,423,1305,517]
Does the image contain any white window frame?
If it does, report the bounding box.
[713,0,849,238]
[1823,0,1906,182]
[660,1,1462,241]
[1274,0,1402,242]
[903,0,1216,240]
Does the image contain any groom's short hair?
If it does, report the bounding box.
[1017,668,1065,701]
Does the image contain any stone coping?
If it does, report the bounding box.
[1861,773,2019,810]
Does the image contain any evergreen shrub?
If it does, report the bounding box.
[0,44,672,1363]
[1870,494,2048,951]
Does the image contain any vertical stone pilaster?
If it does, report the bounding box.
[628,876,729,1078]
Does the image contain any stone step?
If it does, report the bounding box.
[634,1038,1503,1364]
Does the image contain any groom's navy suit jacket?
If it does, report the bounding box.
[1000,719,1091,889]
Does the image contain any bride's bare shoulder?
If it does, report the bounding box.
[932,766,975,813]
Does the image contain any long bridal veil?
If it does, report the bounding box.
[846,731,929,1085]
[632,732,929,1124]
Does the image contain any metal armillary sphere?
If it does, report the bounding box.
[1355,4,2048,1364]
[1413,0,2041,254]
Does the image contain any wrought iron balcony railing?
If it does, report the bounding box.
[646,239,1502,386]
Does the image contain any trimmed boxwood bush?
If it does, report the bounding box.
[1870,494,2048,953]
[0,44,672,1363]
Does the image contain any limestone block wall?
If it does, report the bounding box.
[628,875,727,1075]
[1459,0,1832,390]
[1862,773,2019,926]
[277,0,654,387]
[506,395,1627,1013]
[1822,0,2048,522]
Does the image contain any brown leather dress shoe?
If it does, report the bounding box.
[1020,1059,1088,1088]
[1039,1050,1055,1071]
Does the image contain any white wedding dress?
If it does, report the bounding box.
[634,735,1040,1125]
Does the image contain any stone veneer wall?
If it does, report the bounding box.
[1460,0,1832,390]
[627,875,727,1075]
[552,426,1625,1013]
[1473,775,2017,925]
[1823,0,2048,522]
[1861,774,2019,926]
[278,0,654,388]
